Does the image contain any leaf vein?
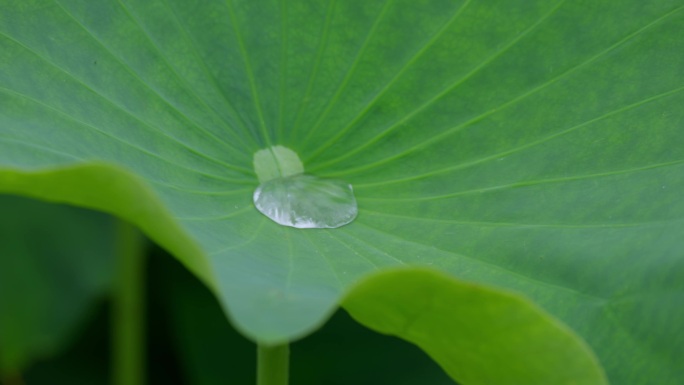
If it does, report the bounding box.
[310,0,567,171]
[52,0,253,174]
[355,222,607,303]
[299,0,395,146]
[304,0,473,162]
[287,0,337,141]
[317,4,684,176]
[158,0,262,150]
[225,0,272,146]
[356,159,684,196]
[0,86,253,185]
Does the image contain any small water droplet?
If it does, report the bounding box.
[254,174,357,229]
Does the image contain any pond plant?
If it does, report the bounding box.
[1,0,683,384]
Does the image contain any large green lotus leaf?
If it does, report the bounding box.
[1,0,683,384]
[344,269,607,385]
[0,195,115,375]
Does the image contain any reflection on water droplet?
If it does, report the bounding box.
[253,174,357,229]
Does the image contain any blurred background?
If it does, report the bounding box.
[0,195,455,385]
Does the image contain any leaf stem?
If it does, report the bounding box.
[257,343,289,385]
[112,220,146,385]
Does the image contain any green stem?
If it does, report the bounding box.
[112,220,146,385]
[257,343,289,385]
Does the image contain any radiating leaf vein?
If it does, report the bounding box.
[52,0,254,173]
[309,0,568,169]
[298,0,395,144]
[208,216,268,255]
[362,210,684,229]
[356,159,684,199]
[0,86,252,184]
[350,85,684,187]
[355,222,607,304]
[159,0,262,149]
[177,204,253,221]
[304,0,473,161]
[287,0,337,141]
[225,0,272,146]
[323,230,383,269]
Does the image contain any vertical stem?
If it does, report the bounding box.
[257,343,289,385]
[112,220,146,385]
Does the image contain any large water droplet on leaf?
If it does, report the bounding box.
[252,146,357,229]
[253,174,357,229]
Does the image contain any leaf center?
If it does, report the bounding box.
[253,145,304,183]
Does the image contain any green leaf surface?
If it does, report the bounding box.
[156,248,455,385]
[0,195,115,374]
[344,269,607,385]
[1,0,683,384]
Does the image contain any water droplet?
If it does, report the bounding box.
[252,146,357,229]
[254,174,357,229]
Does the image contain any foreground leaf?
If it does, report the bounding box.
[1,1,683,383]
[344,269,607,385]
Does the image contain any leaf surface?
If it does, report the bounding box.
[1,0,683,383]
[344,269,607,385]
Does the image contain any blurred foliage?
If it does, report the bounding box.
[0,195,115,378]
[0,194,453,384]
